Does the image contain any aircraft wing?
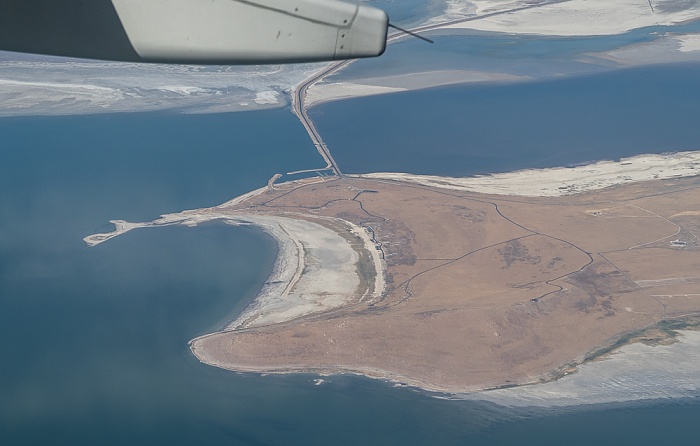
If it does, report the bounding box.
[0,0,388,64]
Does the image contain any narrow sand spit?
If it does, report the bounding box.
[304,71,529,108]
[84,204,385,329]
[358,151,700,197]
[83,186,269,247]
[304,82,406,107]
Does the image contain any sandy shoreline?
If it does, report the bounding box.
[84,191,385,330]
[224,214,383,329]
[304,70,529,108]
[357,151,700,197]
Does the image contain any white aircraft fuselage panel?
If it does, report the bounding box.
[112,0,387,63]
[0,0,388,64]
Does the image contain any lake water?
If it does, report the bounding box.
[1,94,700,443]
[337,20,700,81]
[312,62,700,176]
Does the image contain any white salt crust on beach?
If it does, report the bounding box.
[359,151,700,197]
[84,208,384,329]
[304,71,529,108]
[462,330,700,407]
[226,215,369,329]
[442,0,700,36]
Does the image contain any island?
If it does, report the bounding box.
[85,152,700,394]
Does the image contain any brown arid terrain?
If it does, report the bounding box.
[189,174,700,393]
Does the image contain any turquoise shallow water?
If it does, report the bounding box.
[1,91,700,443]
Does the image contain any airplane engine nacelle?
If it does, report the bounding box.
[0,0,388,64]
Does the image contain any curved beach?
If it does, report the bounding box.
[84,185,385,331]
[224,214,384,329]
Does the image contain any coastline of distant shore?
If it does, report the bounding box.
[301,0,700,109]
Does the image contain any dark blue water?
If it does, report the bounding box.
[312,62,700,176]
[1,106,700,443]
[476,398,700,445]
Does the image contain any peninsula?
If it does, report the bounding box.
[86,154,700,393]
